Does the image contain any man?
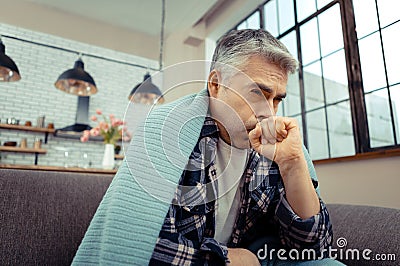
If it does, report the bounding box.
[72,29,342,266]
[149,29,340,265]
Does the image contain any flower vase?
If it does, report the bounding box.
[102,144,115,169]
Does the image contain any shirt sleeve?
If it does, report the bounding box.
[274,146,333,256]
[150,205,229,265]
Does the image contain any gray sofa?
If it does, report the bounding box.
[0,169,399,265]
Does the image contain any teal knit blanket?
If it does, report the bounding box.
[72,89,318,265]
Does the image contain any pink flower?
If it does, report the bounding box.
[81,110,131,144]
[99,121,109,132]
[90,127,100,136]
[112,119,124,127]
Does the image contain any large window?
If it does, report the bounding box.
[233,0,400,160]
[353,0,400,148]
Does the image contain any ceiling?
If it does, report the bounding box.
[3,0,262,61]
[24,0,219,37]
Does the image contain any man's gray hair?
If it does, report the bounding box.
[210,29,298,77]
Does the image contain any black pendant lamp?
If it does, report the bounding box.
[54,57,97,96]
[128,0,165,105]
[0,36,21,82]
[128,72,165,104]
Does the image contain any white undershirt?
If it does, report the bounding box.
[214,138,249,245]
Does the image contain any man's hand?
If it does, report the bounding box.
[248,116,320,219]
[248,116,303,166]
[227,248,260,266]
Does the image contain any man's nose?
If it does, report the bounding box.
[252,99,275,119]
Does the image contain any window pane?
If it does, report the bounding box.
[382,22,400,86]
[294,115,303,139]
[317,0,333,9]
[322,49,349,104]
[318,4,343,56]
[284,72,301,116]
[353,0,379,39]
[264,0,278,36]
[377,0,400,28]
[278,0,295,34]
[237,12,260,30]
[247,11,260,29]
[300,18,320,65]
[389,85,400,144]
[280,31,298,60]
[276,104,284,116]
[237,21,247,30]
[327,101,355,157]
[296,0,317,22]
[307,109,329,159]
[358,32,387,92]
[365,89,395,147]
[303,62,324,111]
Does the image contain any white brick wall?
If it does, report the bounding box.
[0,23,158,168]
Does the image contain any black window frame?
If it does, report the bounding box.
[231,0,400,160]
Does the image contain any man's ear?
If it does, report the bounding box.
[207,70,221,98]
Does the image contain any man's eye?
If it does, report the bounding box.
[251,89,263,96]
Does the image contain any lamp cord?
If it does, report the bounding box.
[159,0,166,71]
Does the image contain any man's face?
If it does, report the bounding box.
[208,56,288,149]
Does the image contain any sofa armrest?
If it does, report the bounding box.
[327,204,399,266]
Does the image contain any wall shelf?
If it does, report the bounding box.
[0,123,53,165]
[0,146,47,154]
[1,123,126,166]
[0,123,55,143]
[0,146,47,165]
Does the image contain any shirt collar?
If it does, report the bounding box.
[199,115,220,138]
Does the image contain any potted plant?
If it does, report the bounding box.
[80,109,131,169]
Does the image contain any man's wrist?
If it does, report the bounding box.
[276,154,307,179]
[276,154,320,219]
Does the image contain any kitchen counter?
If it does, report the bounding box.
[0,164,117,174]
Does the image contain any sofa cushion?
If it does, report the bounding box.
[328,204,399,266]
[0,169,113,266]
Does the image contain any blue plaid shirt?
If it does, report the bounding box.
[150,117,332,265]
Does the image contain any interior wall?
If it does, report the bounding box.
[161,27,207,102]
[0,23,157,168]
[204,0,265,39]
[315,156,400,209]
